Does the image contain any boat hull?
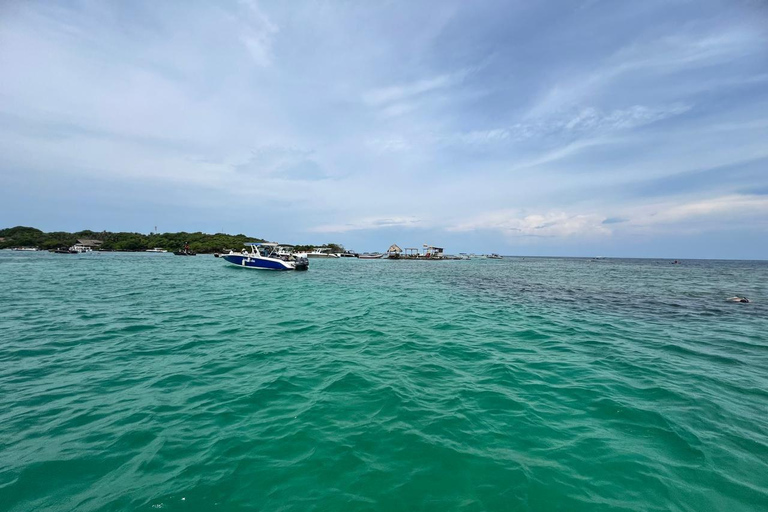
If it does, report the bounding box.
[222,254,301,270]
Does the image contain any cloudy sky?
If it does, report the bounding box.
[1,0,767,258]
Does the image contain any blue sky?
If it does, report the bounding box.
[1,0,767,258]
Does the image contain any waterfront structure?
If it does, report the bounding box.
[424,245,444,258]
[387,244,402,259]
[71,239,103,252]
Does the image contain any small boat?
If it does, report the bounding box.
[12,247,40,251]
[276,245,296,259]
[174,242,196,256]
[70,245,92,253]
[358,253,384,259]
[146,248,168,253]
[51,248,77,254]
[307,248,340,258]
[339,250,359,258]
[488,253,502,259]
[221,243,309,271]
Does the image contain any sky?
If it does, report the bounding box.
[1,0,767,258]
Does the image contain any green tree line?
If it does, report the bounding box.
[0,226,344,254]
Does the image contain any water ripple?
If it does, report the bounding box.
[0,253,767,511]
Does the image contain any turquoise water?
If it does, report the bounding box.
[1,252,767,512]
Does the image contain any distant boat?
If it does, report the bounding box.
[12,247,39,251]
[307,248,340,258]
[146,248,168,253]
[174,243,196,256]
[359,253,384,259]
[221,243,308,271]
[488,254,502,259]
[69,244,92,253]
[339,250,359,258]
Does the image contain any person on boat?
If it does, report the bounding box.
[184,242,190,254]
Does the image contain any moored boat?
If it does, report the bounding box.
[221,243,309,271]
[146,248,168,253]
[174,242,196,256]
[307,248,340,258]
[69,244,92,253]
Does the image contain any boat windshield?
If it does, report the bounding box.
[243,243,280,258]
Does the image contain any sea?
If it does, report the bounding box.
[0,251,766,512]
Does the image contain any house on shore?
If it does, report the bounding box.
[72,239,103,252]
[424,245,444,258]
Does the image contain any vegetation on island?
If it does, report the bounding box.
[0,226,345,254]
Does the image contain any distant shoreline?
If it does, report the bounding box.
[1,226,764,260]
[0,226,339,255]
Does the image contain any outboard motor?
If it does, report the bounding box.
[293,256,309,271]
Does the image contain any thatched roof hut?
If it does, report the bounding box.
[387,244,402,254]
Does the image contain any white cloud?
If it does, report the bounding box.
[311,216,422,233]
[631,194,768,228]
[527,28,766,118]
[237,0,279,66]
[559,104,691,132]
[365,137,412,153]
[450,128,512,145]
[443,195,768,239]
[362,71,468,106]
[436,104,690,149]
[447,211,610,237]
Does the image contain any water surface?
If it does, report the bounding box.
[1,252,766,511]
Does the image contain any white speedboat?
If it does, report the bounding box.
[146,248,168,253]
[221,243,309,271]
[276,245,297,259]
[70,244,92,253]
[307,248,340,258]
